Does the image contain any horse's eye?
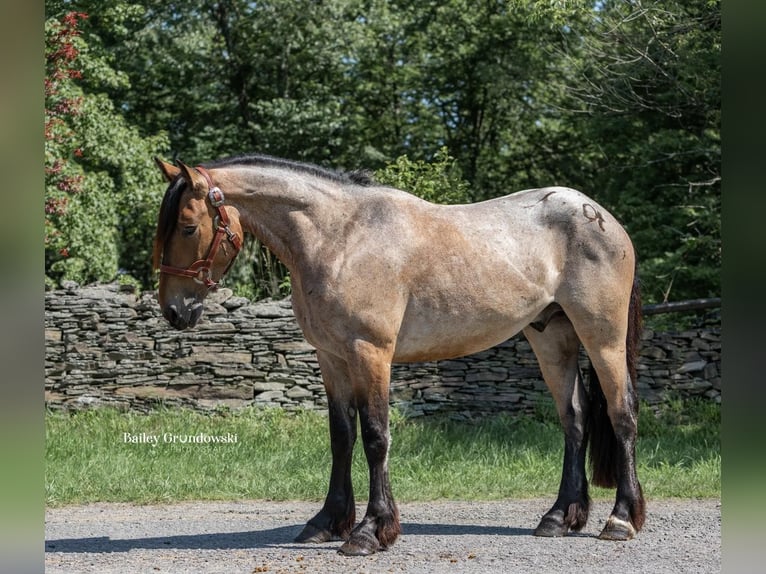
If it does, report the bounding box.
[182,225,197,237]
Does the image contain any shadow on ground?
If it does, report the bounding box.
[45,522,533,553]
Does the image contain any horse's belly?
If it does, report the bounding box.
[392,310,533,363]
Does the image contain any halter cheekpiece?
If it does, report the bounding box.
[159,166,242,289]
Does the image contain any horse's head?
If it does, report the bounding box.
[153,158,243,330]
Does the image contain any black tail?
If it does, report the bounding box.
[588,271,642,488]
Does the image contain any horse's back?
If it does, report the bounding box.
[388,186,635,362]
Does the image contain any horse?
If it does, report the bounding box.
[152,153,645,556]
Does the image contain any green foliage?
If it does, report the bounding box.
[45,12,117,285]
[636,399,720,498]
[45,8,169,288]
[549,0,721,303]
[375,147,471,204]
[224,236,292,301]
[45,400,719,505]
[44,0,720,305]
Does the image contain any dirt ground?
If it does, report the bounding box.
[45,498,720,573]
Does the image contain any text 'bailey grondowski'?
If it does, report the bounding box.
[122,432,238,446]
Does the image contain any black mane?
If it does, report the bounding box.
[203,153,376,187]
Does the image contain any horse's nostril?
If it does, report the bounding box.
[164,304,179,323]
[164,304,189,330]
[189,303,204,326]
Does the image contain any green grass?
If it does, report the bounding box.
[45,400,719,506]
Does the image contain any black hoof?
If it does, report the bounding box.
[338,529,381,556]
[598,516,636,541]
[533,512,568,537]
[295,522,334,543]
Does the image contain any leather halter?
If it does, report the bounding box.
[159,166,242,290]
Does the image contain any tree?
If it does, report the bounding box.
[375,146,470,204]
[45,7,169,287]
[78,0,354,164]
[550,0,721,302]
[336,0,592,197]
[45,0,719,303]
[45,11,116,286]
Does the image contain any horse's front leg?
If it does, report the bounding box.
[295,351,357,543]
[339,342,400,556]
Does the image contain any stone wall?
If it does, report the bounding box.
[45,283,721,417]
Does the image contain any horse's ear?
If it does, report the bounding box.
[177,161,207,198]
[154,157,181,182]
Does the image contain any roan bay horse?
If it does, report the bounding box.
[152,154,645,556]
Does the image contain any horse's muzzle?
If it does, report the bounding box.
[163,302,204,330]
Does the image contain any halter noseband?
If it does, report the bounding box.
[159,166,242,290]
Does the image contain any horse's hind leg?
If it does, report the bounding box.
[523,314,591,537]
[295,350,357,543]
[571,282,646,540]
[585,344,645,540]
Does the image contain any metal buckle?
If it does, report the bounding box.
[208,187,225,207]
[192,266,213,286]
[223,225,237,242]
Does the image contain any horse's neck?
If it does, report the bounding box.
[218,166,347,271]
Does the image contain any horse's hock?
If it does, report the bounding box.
[45,282,721,415]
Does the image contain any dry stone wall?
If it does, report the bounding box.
[45,283,721,417]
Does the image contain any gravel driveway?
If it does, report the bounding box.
[45,498,720,573]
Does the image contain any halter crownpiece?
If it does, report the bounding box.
[159,165,242,289]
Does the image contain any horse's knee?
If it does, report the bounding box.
[358,408,391,457]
